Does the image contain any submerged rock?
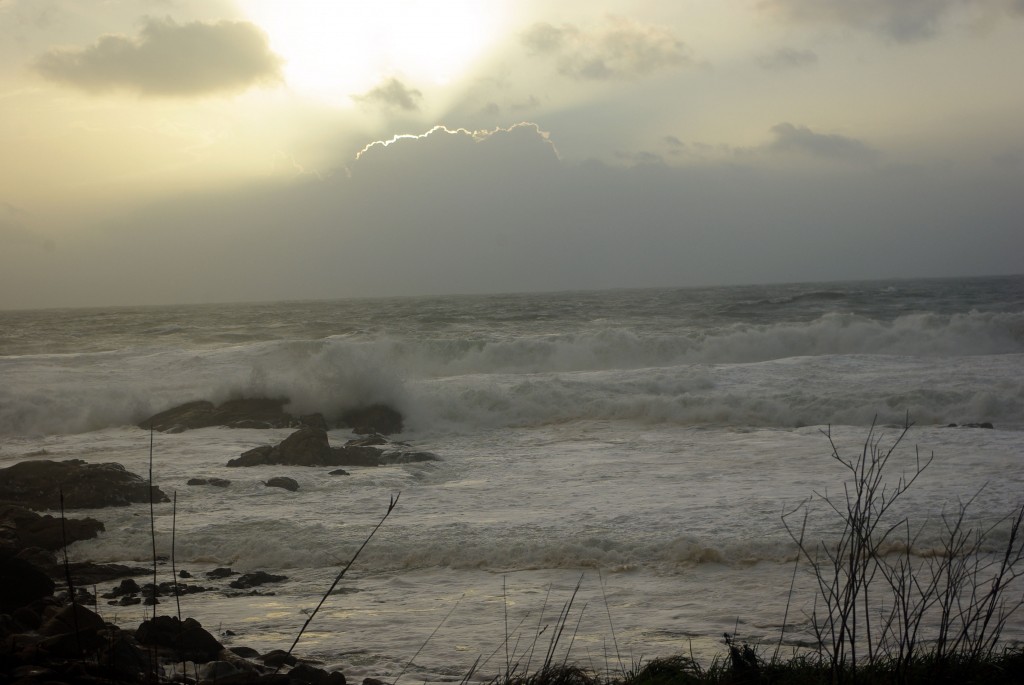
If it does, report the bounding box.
[229,571,288,589]
[264,476,300,492]
[0,459,168,510]
[187,477,231,487]
[227,427,439,468]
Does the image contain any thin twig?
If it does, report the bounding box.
[281,492,401,665]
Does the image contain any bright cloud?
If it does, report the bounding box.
[522,16,692,80]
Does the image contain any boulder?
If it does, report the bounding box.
[135,615,224,662]
[229,571,288,589]
[0,504,104,552]
[0,459,169,510]
[264,477,299,492]
[0,554,55,612]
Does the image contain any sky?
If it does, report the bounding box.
[1,0,1023,309]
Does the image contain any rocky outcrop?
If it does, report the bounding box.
[138,397,330,433]
[0,459,169,510]
[0,560,351,685]
[136,615,224,662]
[226,428,439,468]
[0,504,104,552]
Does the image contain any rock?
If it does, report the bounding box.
[179,569,192,578]
[380,450,440,465]
[61,561,150,585]
[328,469,350,476]
[290,662,347,685]
[0,459,169,510]
[206,567,237,579]
[278,427,336,465]
[260,649,298,668]
[227,427,439,469]
[0,554,55,612]
[229,645,261,659]
[138,397,331,432]
[200,660,240,681]
[345,434,389,447]
[264,476,300,492]
[38,603,106,637]
[229,571,288,589]
[187,477,231,487]
[135,615,224,662]
[102,578,140,598]
[0,504,104,552]
[339,404,403,435]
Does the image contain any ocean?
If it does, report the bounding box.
[2,275,1023,680]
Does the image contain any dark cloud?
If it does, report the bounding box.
[522,16,692,80]
[4,124,1022,308]
[758,47,818,70]
[768,123,877,162]
[353,77,423,112]
[33,17,282,96]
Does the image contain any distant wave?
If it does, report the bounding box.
[1,310,1022,436]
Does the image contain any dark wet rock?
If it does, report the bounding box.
[290,662,347,685]
[62,560,150,585]
[260,649,298,668]
[946,422,995,429]
[102,578,140,598]
[0,459,168,510]
[229,571,288,589]
[227,427,439,469]
[207,567,238,579]
[136,614,224,662]
[138,397,331,432]
[265,476,300,491]
[381,450,441,465]
[230,645,262,659]
[328,469,350,476]
[338,404,403,435]
[0,554,55,612]
[39,602,106,637]
[0,504,104,552]
[188,477,232,487]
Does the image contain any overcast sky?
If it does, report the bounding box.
[2,0,1022,309]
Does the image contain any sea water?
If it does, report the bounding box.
[1,276,1022,680]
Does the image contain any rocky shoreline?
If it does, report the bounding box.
[1,399,420,685]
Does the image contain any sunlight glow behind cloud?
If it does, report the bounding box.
[239,0,507,103]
